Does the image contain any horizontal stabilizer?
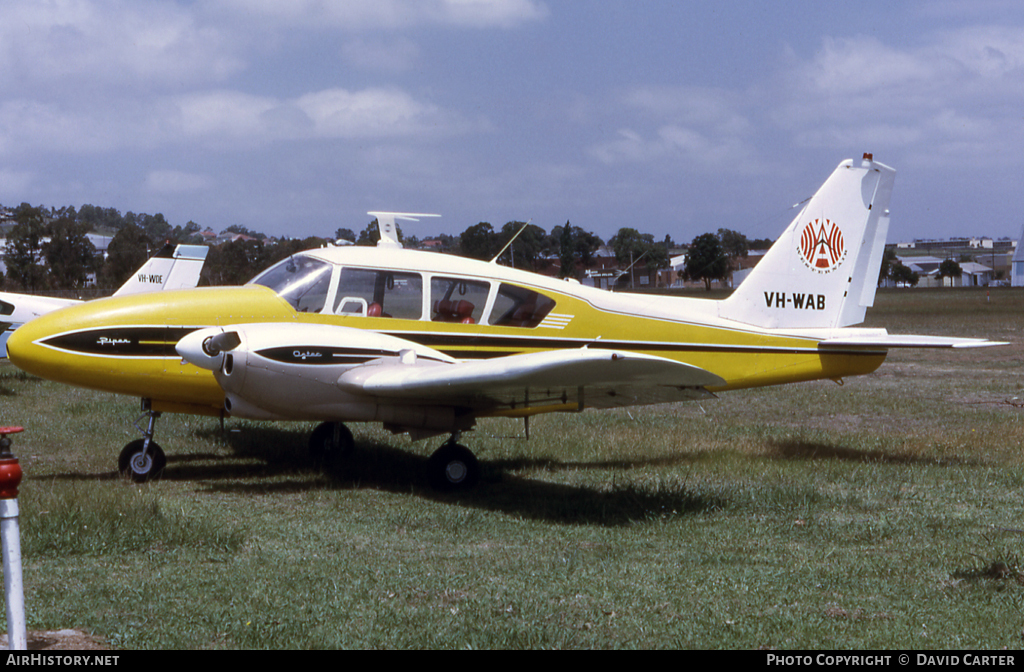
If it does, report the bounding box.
[819,335,1007,349]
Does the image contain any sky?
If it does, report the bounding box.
[1,0,1022,245]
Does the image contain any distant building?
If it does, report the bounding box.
[1012,228,1024,287]
[957,261,994,287]
[896,255,993,288]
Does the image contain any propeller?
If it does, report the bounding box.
[201,331,241,357]
[176,327,242,371]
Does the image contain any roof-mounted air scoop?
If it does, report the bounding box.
[366,212,440,249]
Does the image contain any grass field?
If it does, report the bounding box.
[1,287,1022,649]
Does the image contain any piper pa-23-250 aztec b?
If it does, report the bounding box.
[6,155,1005,490]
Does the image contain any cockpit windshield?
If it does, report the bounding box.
[249,255,333,313]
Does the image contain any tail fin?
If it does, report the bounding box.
[719,154,894,330]
[112,244,209,297]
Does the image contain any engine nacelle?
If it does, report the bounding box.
[177,323,465,431]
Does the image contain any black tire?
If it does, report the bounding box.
[308,422,354,469]
[427,442,479,492]
[118,439,167,483]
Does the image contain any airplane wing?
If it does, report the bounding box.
[338,347,727,412]
[0,294,80,328]
[177,323,727,423]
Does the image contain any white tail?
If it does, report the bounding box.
[112,244,209,296]
[719,155,895,330]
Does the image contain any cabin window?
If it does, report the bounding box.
[430,277,489,324]
[333,268,423,320]
[250,255,333,313]
[490,284,557,328]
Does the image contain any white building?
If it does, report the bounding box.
[1012,227,1024,287]
[895,256,993,288]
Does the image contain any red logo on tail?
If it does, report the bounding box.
[798,219,845,273]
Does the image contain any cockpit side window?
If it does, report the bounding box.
[333,268,423,320]
[491,284,557,328]
[0,300,13,317]
[250,255,333,313]
[430,277,489,324]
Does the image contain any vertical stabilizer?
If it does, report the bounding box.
[113,244,209,297]
[719,155,895,330]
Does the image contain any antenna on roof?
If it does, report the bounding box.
[366,212,440,249]
[489,220,532,265]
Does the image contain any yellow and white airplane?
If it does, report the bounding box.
[0,243,209,356]
[5,155,1003,489]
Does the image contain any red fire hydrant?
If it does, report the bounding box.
[0,427,25,650]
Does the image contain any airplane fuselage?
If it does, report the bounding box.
[7,245,887,421]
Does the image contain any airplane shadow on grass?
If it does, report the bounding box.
[167,426,728,527]
[41,429,975,526]
[767,438,979,466]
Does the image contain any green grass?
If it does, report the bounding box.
[1,287,1022,648]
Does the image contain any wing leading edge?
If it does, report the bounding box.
[338,347,727,412]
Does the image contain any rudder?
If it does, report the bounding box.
[719,154,894,330]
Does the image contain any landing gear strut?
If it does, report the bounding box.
[119,406,166,483]
[306,423,480,491]
[427,434,479,492]
[308,421,354,470]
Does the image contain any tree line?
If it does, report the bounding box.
[341,218,772,289]
[2,201,773,292]
[0,202,323,291]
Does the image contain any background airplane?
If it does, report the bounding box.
[6,156,1005,489]
[0,243,209,355]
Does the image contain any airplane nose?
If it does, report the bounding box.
[6,324,37,372]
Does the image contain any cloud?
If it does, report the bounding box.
[587,86,759,171]
[0,168,35,200]
[0,84,477,157]
[623,86,752,136]
[774,28,1024,164]
[0,0,243,91]
[341,37,422,73]
[213,0,549,30]
[172,87,469,144]
[145,170,213,195]
[589,125,757,171]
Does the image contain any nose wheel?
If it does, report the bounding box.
[118,439,166,483]
[118,406,165,483]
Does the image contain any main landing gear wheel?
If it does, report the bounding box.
[118,439,167,483]
[427,442,480,492]
[308,422,355,470]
